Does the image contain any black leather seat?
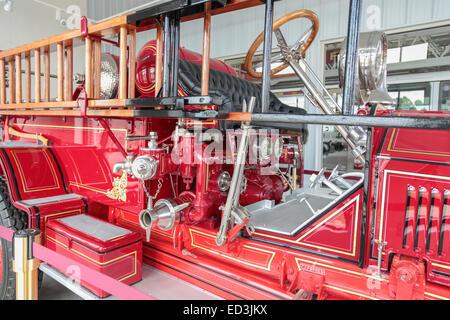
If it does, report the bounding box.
[178,59,308,138]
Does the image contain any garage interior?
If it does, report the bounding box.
[0,0,449,301]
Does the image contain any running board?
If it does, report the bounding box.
[39,263,99,300]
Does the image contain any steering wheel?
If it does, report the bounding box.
[244,10,320,79]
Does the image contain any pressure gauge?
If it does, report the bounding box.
[131,155,158,181]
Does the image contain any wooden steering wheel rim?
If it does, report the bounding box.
[244,10,320,79]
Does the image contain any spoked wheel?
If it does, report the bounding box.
[0,176,41,300]
[244,9,320,79]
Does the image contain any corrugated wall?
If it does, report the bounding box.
[87,0,450,170]
[88,0,450,57]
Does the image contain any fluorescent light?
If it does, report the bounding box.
[3,0,12,12]
[401,43,428,62]
[387,47,400,64]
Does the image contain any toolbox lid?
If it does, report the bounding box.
[59,215,131,241]
[47,215,142,253]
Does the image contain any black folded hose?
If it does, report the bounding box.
[178,59,309,142]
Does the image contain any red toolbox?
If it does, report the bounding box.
[46,214,143,298]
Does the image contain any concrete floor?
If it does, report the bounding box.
[38,264,220,300]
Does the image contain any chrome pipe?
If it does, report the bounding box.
[261,0,275,113]
[216,97,256,246]
[139,198,189,242]
[286,58,366,163]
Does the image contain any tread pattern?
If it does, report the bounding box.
[0,176,31,300]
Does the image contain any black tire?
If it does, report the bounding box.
[0,176,42,300]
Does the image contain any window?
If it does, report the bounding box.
[388,83,431,111]
[439,81,450,112]
[388,43,429,64]
[277,94,306,109]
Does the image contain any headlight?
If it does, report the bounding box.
[100,53,119,99]
[338,31,389,105]
[131,156,158,180]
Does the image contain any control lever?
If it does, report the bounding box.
[328,165,352,189]
[299,197,317,215]
[309,168,344,195]
[216,97,256,246]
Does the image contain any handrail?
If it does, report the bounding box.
[8,127,50,146]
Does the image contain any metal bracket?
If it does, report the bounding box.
[127,0,228,24]
[126,96,223,109]
[374,239,388,279]
[76,89,89,118]
[81,16,88,38]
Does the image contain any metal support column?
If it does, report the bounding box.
[171,12,181,98]
[341,0,362,116]
[261,0,274,113]
[162,14,172,97]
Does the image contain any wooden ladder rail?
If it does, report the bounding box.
[0,58,5,105]
[0,15,136,116]
[64,40,74,102]
[0,1,264,118]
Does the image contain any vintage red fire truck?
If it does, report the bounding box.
[0,0,449,300]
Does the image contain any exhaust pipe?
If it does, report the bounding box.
[139,199,190,242]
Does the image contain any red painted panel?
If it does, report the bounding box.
[381,111,450,164]
[8,116,177,214]
[65,148,109,185]
[249,188,364,262]
[373,158,450,287]
[300,197,360,256]
[3,148,66,200]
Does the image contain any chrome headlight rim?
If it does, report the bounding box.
[100,53,119,100]
[338,31,388,104]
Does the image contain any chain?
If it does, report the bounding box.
[240,176,248,194]
[154,178,164,199]
[142,178,164,209]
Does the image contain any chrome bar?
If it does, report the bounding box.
[216,97,256,246]
[285,57,366,163]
